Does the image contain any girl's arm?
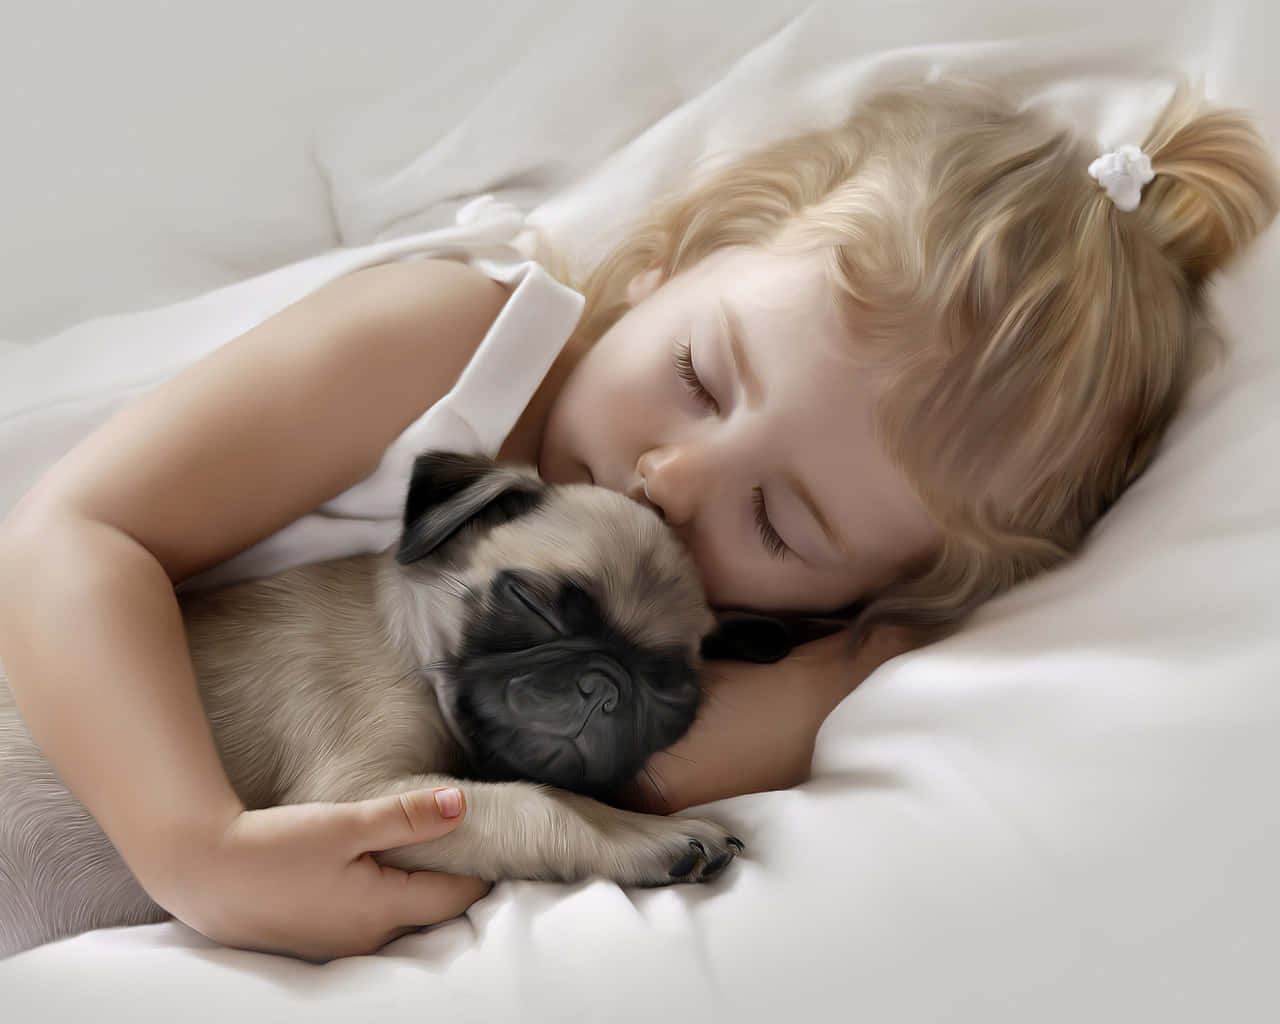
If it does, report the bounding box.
[617,626,920,814]
[0,259,508,959]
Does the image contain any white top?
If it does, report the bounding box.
[0,196,585,591]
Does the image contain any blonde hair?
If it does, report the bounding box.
[558,79,1280,640]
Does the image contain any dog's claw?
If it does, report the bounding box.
[669,839,706,878]
[726,836,744,852]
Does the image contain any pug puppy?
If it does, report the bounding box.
[0,452,746,959]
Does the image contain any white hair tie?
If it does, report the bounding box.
[1088,144,1155,212]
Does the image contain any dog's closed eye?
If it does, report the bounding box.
[492,570,567,639]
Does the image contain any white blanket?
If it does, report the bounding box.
[3,1,1279,1021]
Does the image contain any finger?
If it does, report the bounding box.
[383,869,493,927]
[343,787,467,855]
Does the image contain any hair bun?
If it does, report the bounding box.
[1136,86,1279,286]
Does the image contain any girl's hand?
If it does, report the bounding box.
[149,788,491,962]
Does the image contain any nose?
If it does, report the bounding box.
[631,442,716,526]
[577,667,620,715]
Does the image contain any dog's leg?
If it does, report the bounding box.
[291,774,743,887]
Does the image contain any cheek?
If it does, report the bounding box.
[586,343,672,427]
[579,338,644,406]
[543,354,642,474]
[682,529,765,610]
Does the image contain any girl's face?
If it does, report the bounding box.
[538,245,940,613]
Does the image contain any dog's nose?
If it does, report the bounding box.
[577,668,620,714]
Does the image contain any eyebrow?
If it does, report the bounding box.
[717,301,765,409]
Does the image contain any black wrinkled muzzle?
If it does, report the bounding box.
[447,637,700,796]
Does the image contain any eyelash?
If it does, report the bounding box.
[752,488,788,560]
[672,341,719,412]
[672,341,787,560]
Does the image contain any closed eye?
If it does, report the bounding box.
[752,487,788,560]
[494,571,567,638]
[672,340,719,413]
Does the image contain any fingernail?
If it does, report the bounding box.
[434,787,463,819]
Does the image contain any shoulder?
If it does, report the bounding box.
[272,257,513,412]
[331,258,512,342]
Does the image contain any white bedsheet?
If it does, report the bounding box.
[3,1,1279,1021]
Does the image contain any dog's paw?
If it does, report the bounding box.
[621,817,745,887]
[664,834,745,883]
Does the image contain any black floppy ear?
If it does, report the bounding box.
[700,610,854,663]
[395,451,545,564]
